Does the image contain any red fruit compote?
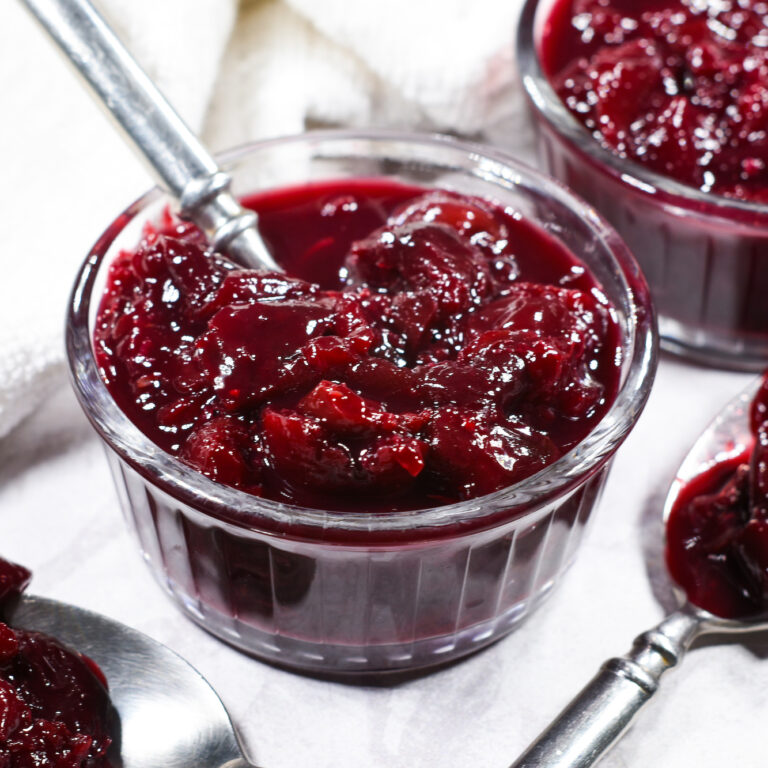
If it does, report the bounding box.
[0,557,115,767]
[519,0,768,369]
[94,180,621,511]
[68,135,655,674]
[667,374,768,618]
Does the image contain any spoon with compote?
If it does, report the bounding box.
[8,589,255,768]
[19,0,278,272]
[510,375,768,768]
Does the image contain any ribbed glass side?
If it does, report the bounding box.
[106,447,609,674]
[535,123,768,369]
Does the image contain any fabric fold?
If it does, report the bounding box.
[1,0,525,440]
[0,0,237,439]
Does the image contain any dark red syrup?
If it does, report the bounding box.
[666,374,768,618]
[0,558,115,768]
[94,180,622,512]
[542,0,768,202]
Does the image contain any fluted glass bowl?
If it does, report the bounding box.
[67,131,656,674]
[518,0,768,371]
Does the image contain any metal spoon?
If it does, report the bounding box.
[10,594,254,768]
[510,377,768,768]
[19,0,279,272]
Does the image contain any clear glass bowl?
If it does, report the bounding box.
[66,131,656,675]
[517,0,768,371]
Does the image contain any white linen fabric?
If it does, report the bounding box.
[0,0,236,436]
[0,0,526,439]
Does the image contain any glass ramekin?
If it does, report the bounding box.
[66,131,656,675]
[517,0,768,371]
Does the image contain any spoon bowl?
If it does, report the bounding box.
[510,377,768,768]
[10,595,251,768]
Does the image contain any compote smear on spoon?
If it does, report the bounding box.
[666,372,768,617]
[0,557,115,768]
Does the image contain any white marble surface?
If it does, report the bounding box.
[2,358,764,768]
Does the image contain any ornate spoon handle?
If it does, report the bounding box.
[509,610,703,768]
[20,0,278,271]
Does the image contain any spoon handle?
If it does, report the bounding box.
[509,609,702,768]
[19,0,278,271]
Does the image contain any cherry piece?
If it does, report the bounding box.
[0,562,31,613]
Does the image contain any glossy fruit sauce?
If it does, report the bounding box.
[666,374,768,618]
[94,180,622,513]
[542,0,768,202]
[0,558,114,768]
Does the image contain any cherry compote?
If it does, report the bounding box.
[666,374,768,618]
[94,180,622,512]
[542,0,768,202]
[0,558,114,768]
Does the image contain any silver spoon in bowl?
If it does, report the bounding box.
[19,0,279,273]
[510,377,768,768]
[10,594,254,768]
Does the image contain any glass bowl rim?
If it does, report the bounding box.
[66,128,657,535]
[516,0,768,223]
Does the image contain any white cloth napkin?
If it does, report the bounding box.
[0,0,236,436]
[0,0,526,439]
